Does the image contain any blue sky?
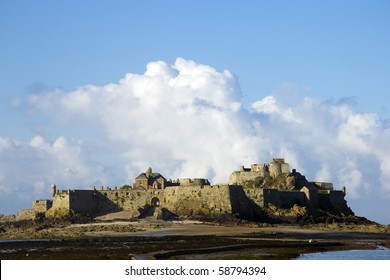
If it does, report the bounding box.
[1,1,390,224]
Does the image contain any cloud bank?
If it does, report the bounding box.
[2,58,389,223]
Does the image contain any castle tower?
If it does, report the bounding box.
[281,162,290,174]
[269,158,285,177]
[50,184,57,197]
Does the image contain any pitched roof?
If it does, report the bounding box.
[135,173,148,180]
[135,172,166,180]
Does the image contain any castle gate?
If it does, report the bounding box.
[150,197,160,207]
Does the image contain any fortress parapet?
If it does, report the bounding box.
[229,158,290,185]
[168,178,210,187]
[313,182,334,190]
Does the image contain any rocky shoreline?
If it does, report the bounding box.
[1,216,389,260]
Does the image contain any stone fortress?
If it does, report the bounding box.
[18,158,353,222]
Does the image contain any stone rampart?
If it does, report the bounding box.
[250,164,269,177]
[17,209,36,220]
[175,178,210,187]
[52,191,70,210]
[243,188,265,207]
[228,185,265,220]
[32,200,52,212]
[300,186,319,208]
[162,185,232,217]
[229,171,264,185]
[261,188,305,208]
[313,182,334,190]
[50,188,165,217]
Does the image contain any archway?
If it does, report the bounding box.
[150,197,160,207]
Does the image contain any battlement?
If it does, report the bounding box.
[229,158,290,185]
[171,178,211,187]
[271,158,286,164]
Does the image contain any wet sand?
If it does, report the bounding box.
[1,220,389,260]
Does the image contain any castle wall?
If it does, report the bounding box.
[317,190,353,215]
[328,190,352,214]
[250,164,269,176]
[300,187,319,208]
[69,190,99,215]
[243,188,264,206]
[313,182,334,190]
[261,188,305,208]
[269,162,282,177]
[228,185,264,220]
[262,189,280,207]
[231,159,290,184]
[17,209,36,220]
[228,171,264,185]
[281,163,290,174]
[177,178,210,187]
[33,158,353,221]
[49,188,165,217]
[162,185,232,217]
[278,191,305,208]
[52,190,70,210]
[98,189,164,212]
[32,200,52,212]
[59,185,258,219]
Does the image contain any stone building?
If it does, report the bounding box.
[18,158,354,221]
[133,167,167,189]
[17,199,53,220]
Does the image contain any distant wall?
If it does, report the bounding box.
[52,191,70,210]
[250,164,269,176]
[177,178,210,187]
[97,189,163,213]
[47,183,351,219]
[32,200,52,212]
[50,188,165,217]
[261,188,305,208]
[278,191,305,208]
[229,159,290,184]
[229,171,264,185]
[228,185,264,220]
[300,187,319,208]
[17,209,36,220]
[243,188,265,207]
[68,190,99,215]
[313,182,334,190]
[316,190,353,215]
[63,189,164,216]
[162,185,232,217]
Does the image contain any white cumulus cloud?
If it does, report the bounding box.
[1,58,389,224]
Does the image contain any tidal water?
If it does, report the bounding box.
[297,249,390,260]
